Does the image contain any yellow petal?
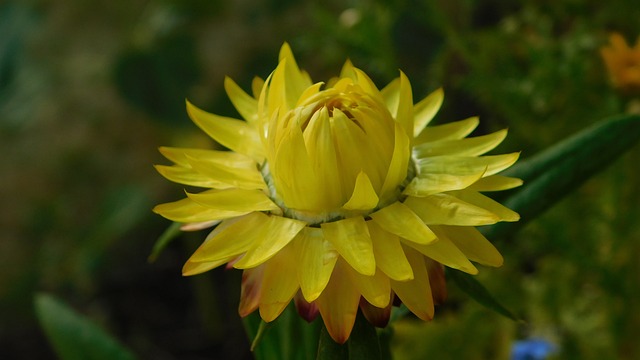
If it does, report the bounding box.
[434,225,503,267]
[413,129,508,158]
[186,100,265,162]
[404,195,500,226]
[390,247,434,321]
[380,77,400,116]
[370,202,437,245]
[416,153,520,177]
[186,189,278,212]
[395,71,414,138]
[233,214,307,269]
[413,88,444,137]
[343,171,379,210]
[452,190,520,222]
[252,76,265,98]
[316,259,361,344]
[239,266,264,316]
[182,258,229,276]
[401,230,478,275]
[367,221,413,281]
[321,217,375,276]
[414,117,479,144]
[272,121,323,210]
[303,106,343,206]
[155,165,234,189]
[331,108,383,192]
[346,266,391,308]
[352,68,382,98]
[258,243,299,322]
[403,172,485,197]
[188,213,265,263]
[224,77,258,124]
[295,227,339,302]
[153,196,249,223]
[466,175,523,192]
[158,146,255,168]
[185,155,267,190]
[380,122,411,200]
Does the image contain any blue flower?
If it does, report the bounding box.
[511,338,557,360]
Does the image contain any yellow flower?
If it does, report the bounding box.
[154,43,521,343]
[601,32,640,93]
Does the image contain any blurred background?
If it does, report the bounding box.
[2,0,639,359]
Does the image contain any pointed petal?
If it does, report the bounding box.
[380,77,400,116]
[414,117,479,144]
[154,165,235,189]
[224,77,258,124]
[380,122,411,200]
[294,292,319,322]
[453,190,520,222]
[415,153,520,177]
[258,243,299,322]
[186,100,265,162]
[404,194,500,226]
[295,227,339,302]
[466,175,523,192]
[321,217,375,276]
[239,267,264,317]
[182,258,228,276]
[303,106,343,206]
[343,171,379,210]
[188,213,264,263]
[403,172,484,197]
[395,71,414,138]
[153,196,249,223]
[185,154,267,190]
[186,189,278,212]
[402,228,478,275]
[370,202,437,245]
[367,220,413,281]
[316,259,361,344]
[252,76,265,98]
[233,215,307,269]
[413,88,444,137]
[390,247,434,321]
[434,225,503,267]
[413,129,508,158]
[346,267,391,308]
[360,297,392,328]
[272,120,325,210]
[425,258,447,305]
[158,146,255,168]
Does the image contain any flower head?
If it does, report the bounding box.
[154,43,521,343]
[601,32,640,93]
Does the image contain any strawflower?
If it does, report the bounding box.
[601,32,640,93]
[154,43,521,343]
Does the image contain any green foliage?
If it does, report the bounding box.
[35,293,136,360]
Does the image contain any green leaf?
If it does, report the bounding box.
[243,304,321,360]
[447,269,520,322]
[347,311,382,360]
[483,114,640,240]
[148,221,182,262]
[316,324,348,360]
[34,293,137,360]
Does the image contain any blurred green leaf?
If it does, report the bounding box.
[483,114,640,240]
[34,293,136,360]
[148,221,182,262]
[243,304,320,360]
[316,324,348,360]
[347,312,382,360]
[447,269,520,322]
